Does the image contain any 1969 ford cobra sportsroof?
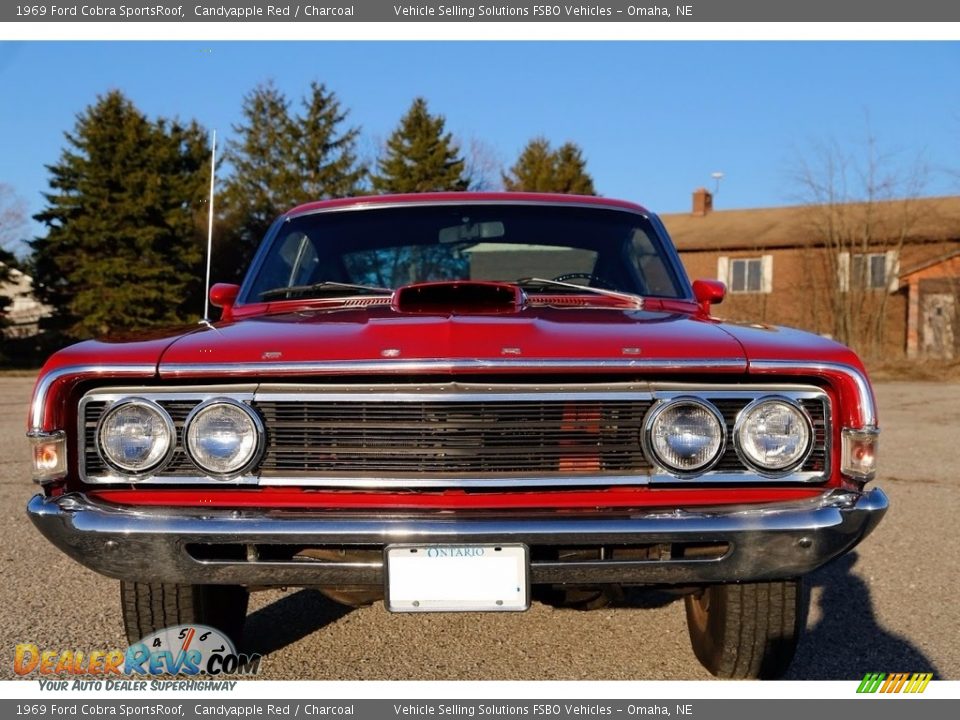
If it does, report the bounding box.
[27,192,886,678]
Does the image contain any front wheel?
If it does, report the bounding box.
[684,579,803,679]
[121,581,249,648]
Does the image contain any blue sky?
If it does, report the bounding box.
[1,41,958,253]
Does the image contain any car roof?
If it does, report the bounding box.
[286,192,651,218]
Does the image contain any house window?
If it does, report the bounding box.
[852,253,889,289]
[838,251,899,292]
[731,258,762,293]
[717,255,773,294]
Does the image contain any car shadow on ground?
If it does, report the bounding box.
[239,551,938,681]
[533,586,683,612]
[785,552,939,679]
[243,589,352,656]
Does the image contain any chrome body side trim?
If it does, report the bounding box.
[28,359,874,429]
[83,384,827,404]
[69,471,829,489]
[29,364,158,432]
[748,360,877,428]
[252,471,831,489]
[26,429,67,440]
[27,488,888,587]
[159,358,748,379]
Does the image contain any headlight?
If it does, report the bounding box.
[735,397,812,473]
[184,399,263,477]
[644,398,725,474]
[98,398,175,475]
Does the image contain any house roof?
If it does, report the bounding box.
[661,195,960,252]
[899,248,960,278]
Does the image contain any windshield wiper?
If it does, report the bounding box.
[515,277,644,308]
[259,281,394,301]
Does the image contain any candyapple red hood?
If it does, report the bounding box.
[146,304,858,371]
[43,304,860,378]
[153,305,738,367]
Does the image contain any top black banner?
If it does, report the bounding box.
[5,0,960,23]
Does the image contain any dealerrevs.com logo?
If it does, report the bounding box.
[15,625,261,686]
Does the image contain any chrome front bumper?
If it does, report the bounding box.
[27,489,888,587]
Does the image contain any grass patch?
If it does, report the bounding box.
[0,369,40,378]
[863,358,960,382]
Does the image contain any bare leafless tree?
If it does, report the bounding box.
[0,183,30,333]
[461,136,503,192]
[791,134,929,357]
[0,182,28,254]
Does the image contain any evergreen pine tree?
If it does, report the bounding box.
[296,81,367,200]
[31,91,209,340]
[219,81,366,282]
[502,137,596,195]
[371,98,469,194]
[501,137,556,192]
[553,142,596,195]
[220,82,298,264]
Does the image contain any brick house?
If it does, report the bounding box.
[0,263,50,339]
[661,190,960,359]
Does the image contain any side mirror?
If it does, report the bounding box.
[692,279,726,316]
[209,283,240,321]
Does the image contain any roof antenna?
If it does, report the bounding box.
[201,129,216,326]
[711,171,724,196]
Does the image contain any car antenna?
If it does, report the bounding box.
[201,129,216,328]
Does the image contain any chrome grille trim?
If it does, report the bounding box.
[78,383,830,488]
[158,358,748,379]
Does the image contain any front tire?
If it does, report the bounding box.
[684,579,803,679]
[121,581,249,648]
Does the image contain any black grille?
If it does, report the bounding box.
[255,400,654,477]
[81,392,829,482]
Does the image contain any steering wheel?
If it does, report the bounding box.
[552,272,618,290]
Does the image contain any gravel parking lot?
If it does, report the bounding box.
[1,376,956,681]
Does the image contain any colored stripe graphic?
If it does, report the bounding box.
[857,673,885,693]
[858,672,932,694]
[885,673,909,693]
[907,673,933,693]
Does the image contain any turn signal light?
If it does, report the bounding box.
[29,431,67,483]
[841,428,879,481]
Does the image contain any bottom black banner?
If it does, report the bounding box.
[3,699,956,720]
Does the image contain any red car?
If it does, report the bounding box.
[27,193,886,678]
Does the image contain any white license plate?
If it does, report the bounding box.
[385,544,529,612]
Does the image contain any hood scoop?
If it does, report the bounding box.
[393,281,526,314]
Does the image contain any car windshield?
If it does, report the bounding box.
[241,203,687,303]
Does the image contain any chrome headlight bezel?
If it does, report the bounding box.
[96,397,176,476]
[733,395,814,476]
[183,398,264,479]
[642,397,726,476]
